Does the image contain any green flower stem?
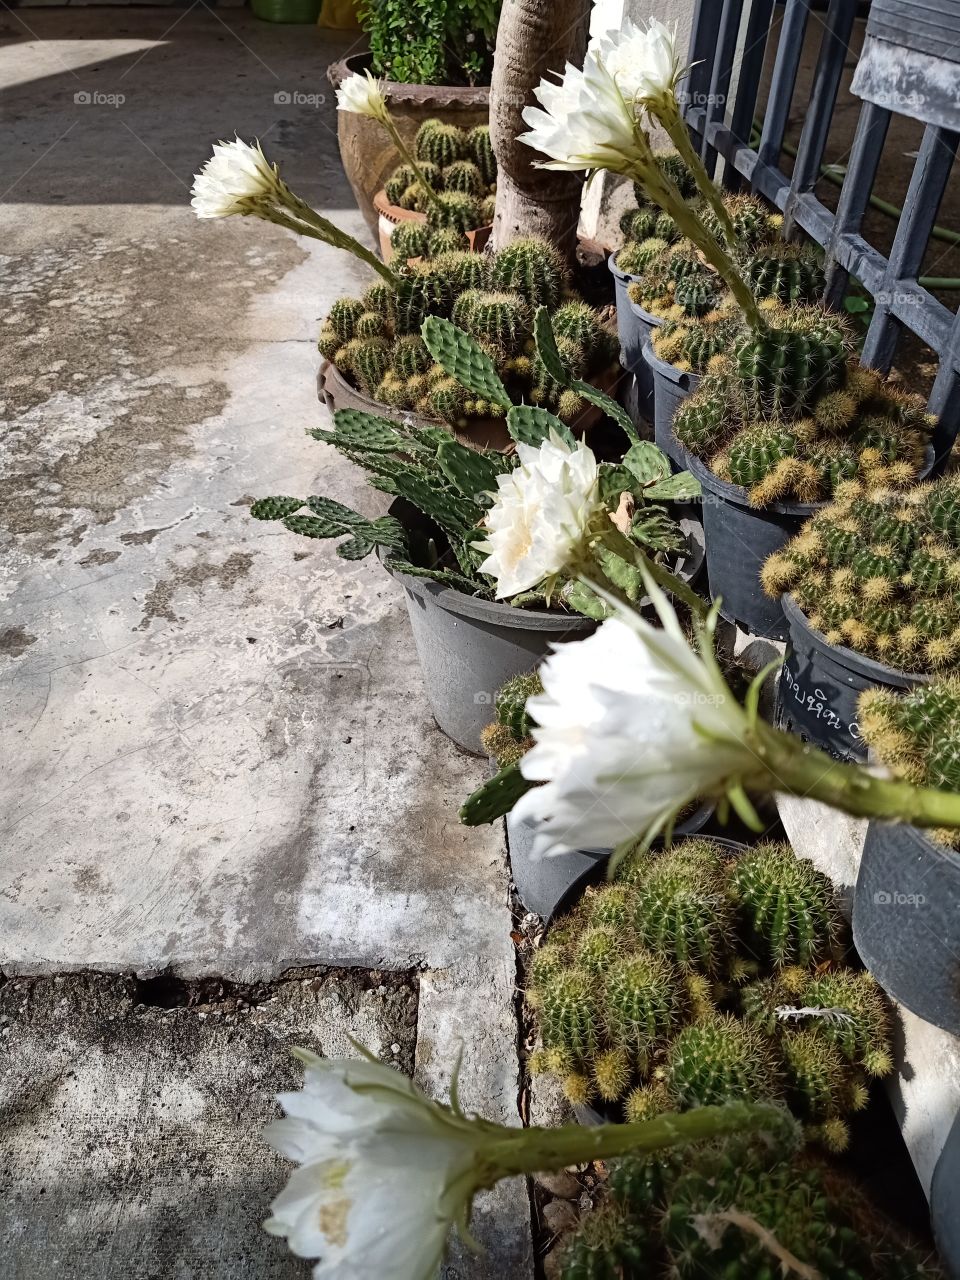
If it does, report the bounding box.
[624,134,765,331]
[751,720,960,831]
[597,525,708,619]
[261,189,399,285]
[480,1100,791,1180]
[378,114,444,212]
[647,91,736,246]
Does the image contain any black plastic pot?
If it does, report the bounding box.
[777,594,928,762]
[507,799,714,921]
[685,456,820,642]
[608,254,662,422]
[641,344,700,467]
[853,820,960,1034]
[932,1110,960,1277]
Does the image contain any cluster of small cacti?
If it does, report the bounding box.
[859,678,960,849]
[670,337,933,506]
[318,237,618,428]
[557,1134,941,1279]
[478,671,543,767]
[527,837,893,1152]
[383,120,497,245]
[762,475,960,670]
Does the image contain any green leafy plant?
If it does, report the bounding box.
[358,0,500,86]
[256,317,697,616]
[762,476,960,671]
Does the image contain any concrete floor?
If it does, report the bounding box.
[0,10,531,1276]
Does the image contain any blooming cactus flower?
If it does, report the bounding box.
[590,17,682,105]
[335,70,389,124]
[513,575,760,857]
[190,138,279,219]
[474,431,604,599]
[518,53,640,173]
[263,1047,794,1280]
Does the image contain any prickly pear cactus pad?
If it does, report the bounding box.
[762,476,960,672]
[319,234,618,431]
[526,837,893,1153]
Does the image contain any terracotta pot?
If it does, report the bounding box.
[371,189,494,264]
[318,359,626,454]
[327,52,489,240]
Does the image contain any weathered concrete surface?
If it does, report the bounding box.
[0,11,530,1276]
[1,970,417,1279]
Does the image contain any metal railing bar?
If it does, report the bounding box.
[757,0,812,172]
[823,100,892,306]
[704,0,746,174]
[726,0,777,192]
[783,0,858,236]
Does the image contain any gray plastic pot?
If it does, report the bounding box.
[853,820,960,1034]
[686,457,822,642]
[777,593,928,763]
[507,798,714,921]
[641,343,700,467]
[608,253,662,421]
[384,561,595,754]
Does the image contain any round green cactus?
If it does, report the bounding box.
[426,227,464,257]
[432,249,490,294]
[391,334,432,380]
[488,236,567,309]
[673,272,719,317]
[603,951,683,1063]
[630,850,734,976]
[665,1015,782,1108]
[393,265,453,333]
[745,245,825,305]
[467,124,497,187]
[730,842,841,968]
[495,670,543,738]
[538,967,601,1064]
[327,296,366,343]
[351,337,391,396]
[425,191,483,235]
[672,379,733,456]
[734,310,848,418]
[725,424,797,490]
[414,119,468,168]
[441,159,484,198]
[318,325,342,361]
[451,289,530,355]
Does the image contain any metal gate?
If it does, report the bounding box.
[683,0,960,462]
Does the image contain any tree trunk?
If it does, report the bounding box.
[489,0,592,263]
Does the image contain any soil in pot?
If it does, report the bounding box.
[326,53,489,239]
[854,820,960,1034]
[685,456,820,643]
[777,593,929,762]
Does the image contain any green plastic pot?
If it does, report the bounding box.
[252,0,321,23]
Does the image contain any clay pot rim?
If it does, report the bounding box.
[326,51,491,104]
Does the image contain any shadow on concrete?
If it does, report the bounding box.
[0,5,364,206]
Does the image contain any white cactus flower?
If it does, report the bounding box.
[591,17,683,104]
[475,430,603,599]
[513,576,759,857]
[264,1051,481,1280]
[335,70,389,124]
[518,52,640,173]
[190,138,278,219]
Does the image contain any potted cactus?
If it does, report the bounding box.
[552,1130,940,1278]
[761,475,960,759]
[318,235,622,450]
[674,346,935,640]
[853,678,960,1034]
[375,119,497,262]
[257,315,702,753]
[525,835,893,1157]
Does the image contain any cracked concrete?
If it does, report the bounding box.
[0,10,531,1276]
